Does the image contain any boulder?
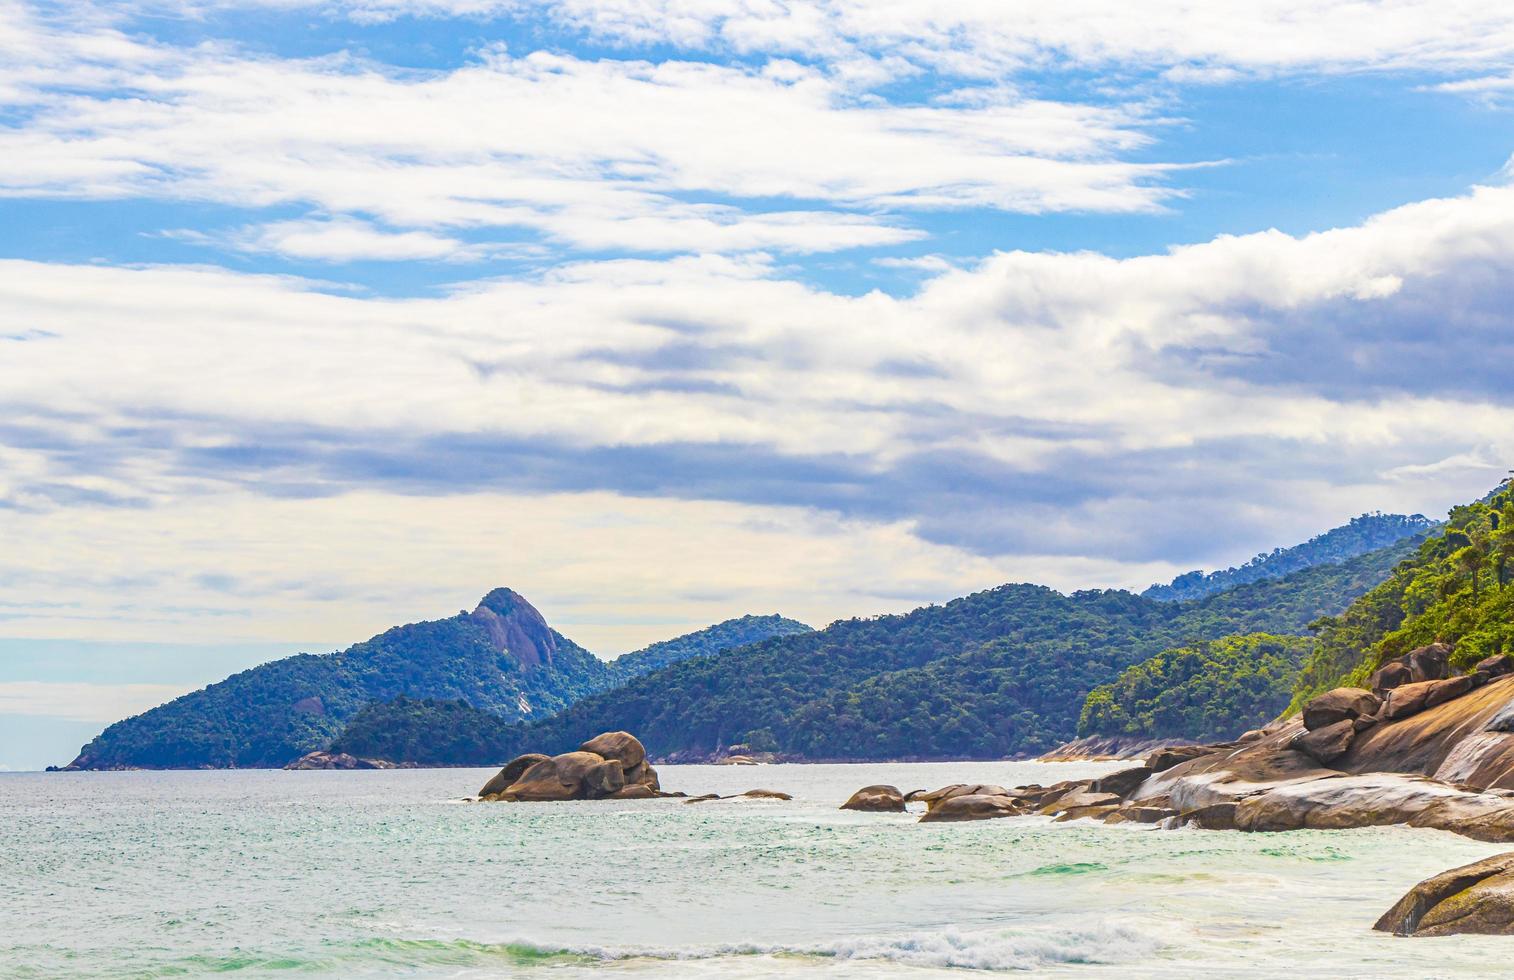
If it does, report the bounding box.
[1382,680,1438,721]
[1302,688,1381,731]
[478,753,550,797]
[1039,791,1120,815]
[1407,643,1453,683]
[1290,719,1355,765]
[578,731,646,772]
[1476,654,1514,680]
[1105,805,1179,825]
[583,759,626,798]
[624,759,660,791]
[1091,766,1153,798]
[738,789,792,800]
[607,784,657,800]
[1147,746,1215,772]
[1376,852,1514,936]
[1053,803,1120,823]
[913,783,1011,809]
[502,757,581,801]
[918,794,1025,823]
[1426,674,1476,709]
[1370,661,1414,695]
[1181,802,1239,830]
[840,785,906,812]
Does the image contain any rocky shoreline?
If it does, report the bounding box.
[835,643,1514,936]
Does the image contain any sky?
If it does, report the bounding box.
[4,0,1514,769]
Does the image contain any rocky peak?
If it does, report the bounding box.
[469,587,558,669]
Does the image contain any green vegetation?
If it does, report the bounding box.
[330,697,517,766]
[1288,484,1514,714]
[451,542,1418,764]
[1144,513,1436,602]
[66,592,813,769]
[610,614,812,680]
[1079,633,1314,742]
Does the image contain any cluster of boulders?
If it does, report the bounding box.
[839,746,1217,824]
[1291,644,1513,766]
[477,731,670,801]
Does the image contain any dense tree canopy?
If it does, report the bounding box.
[1079,633,1313,742]
[1288,484,1514,713]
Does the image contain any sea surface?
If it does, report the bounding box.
[5,761,1514,978]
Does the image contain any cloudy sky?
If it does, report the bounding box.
[4,0,1514,768]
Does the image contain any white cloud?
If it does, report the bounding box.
[0,681,195,721]
[171,217,487,262]
[0,19,1176,257]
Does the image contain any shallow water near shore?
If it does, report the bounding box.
[5,761,1514,977]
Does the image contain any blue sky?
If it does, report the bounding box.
[4,0,1514,769]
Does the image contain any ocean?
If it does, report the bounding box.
[4,760,1512,977]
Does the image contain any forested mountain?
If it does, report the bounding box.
[1078,633,1314,743]
[610,614,812,680]
[64,592,810,769]
[412,538,1423,764]
[1143,513,1436,602]
[1287,483,1514,714]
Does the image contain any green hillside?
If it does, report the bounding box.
[610,614,812,680]
[65,589,610,769]
[1079,633,1314,743]
[1144,513,1436,602]
[438,540,1420,764]
[1288,483,1514,713]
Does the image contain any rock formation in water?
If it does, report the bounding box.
[840,785,906,812]
[1376,852,1514,936]
[477,731,667,801]
[284,751,398,770]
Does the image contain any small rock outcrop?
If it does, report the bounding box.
[477,732,664,801]
[1376,852,1514,936]
[840,785,906,812]
[285,751,394,770]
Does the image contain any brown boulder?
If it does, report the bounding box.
[624,759,660,791]
[607,784,657,800]
[1426,674,1476,708]
[1290,719,1355,765]
[1147,746,1215,772]
[1407,643,1453,683]
[841,785,906,812]
[504,751,607,801]
[1039,791,1120,815]
[1181,802,1239,830]
[1091,766,1153,798]
[1476,654,1514,680]
[738,789,792,800]
[918,794,1025,823]
[1382,680,1439,721]
[583,759,626,798]
[1376,852,1514,936]
[1370,661,1414,695]
[1302,687,1381,731]
[578,731,646,771]
[478,753,550,797]
[1053,803,1120,823]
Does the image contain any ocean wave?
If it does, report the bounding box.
[339,923,1159,973]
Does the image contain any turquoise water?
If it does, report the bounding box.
[5,761,1514,977]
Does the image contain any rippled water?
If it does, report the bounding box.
[4,761,1514,977]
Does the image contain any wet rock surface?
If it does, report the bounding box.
[1377,852,1514,937]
